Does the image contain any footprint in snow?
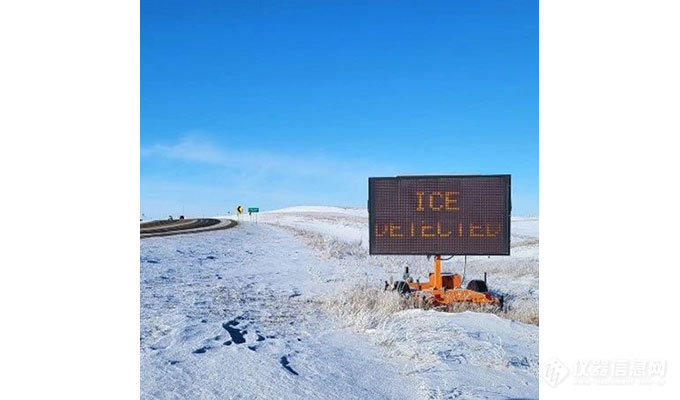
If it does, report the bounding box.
[193,346,210,354]
[280,356,299,376]
[222,319,246,344]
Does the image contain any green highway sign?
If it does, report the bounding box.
[248,207,259,213]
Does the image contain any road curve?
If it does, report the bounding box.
[140,218,237,239]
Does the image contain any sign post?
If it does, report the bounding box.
[236,205,243,221]
[248,207,259,223]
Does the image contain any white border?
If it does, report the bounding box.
[541,0,679,398]
[0,1,139,398]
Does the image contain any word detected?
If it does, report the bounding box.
[374,221,502,239]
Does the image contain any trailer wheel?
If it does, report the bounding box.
[393,281,411,295]
[466,280,488,293]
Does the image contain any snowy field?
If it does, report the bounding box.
[260,207,538,324]
[141,207,538,399]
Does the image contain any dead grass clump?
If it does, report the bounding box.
[322,283,539,328]
[321,284,416,330]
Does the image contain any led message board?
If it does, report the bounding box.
[368,175,511,255]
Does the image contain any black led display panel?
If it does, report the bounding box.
[368,175,511,255]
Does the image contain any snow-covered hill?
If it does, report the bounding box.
[141,207,538,399]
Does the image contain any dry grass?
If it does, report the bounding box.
[319,283,412,330]
[269,223,367,259]
[267,223,539,325]
[321,283,538,327]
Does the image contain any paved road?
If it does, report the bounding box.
[140,218,237,238]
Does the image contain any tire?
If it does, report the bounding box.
[466,279,488,293]
[393,281,411,295]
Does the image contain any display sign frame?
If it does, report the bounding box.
[368,175,511,256]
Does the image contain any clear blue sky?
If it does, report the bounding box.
[141,0,537,218]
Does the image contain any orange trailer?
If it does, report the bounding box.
[391,255,503,309]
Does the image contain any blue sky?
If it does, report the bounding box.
[141,0,537,218]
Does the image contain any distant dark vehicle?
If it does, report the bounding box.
[179,215,184,220]
[168,215,173,220]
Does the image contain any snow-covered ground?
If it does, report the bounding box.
[141,207,538,399]
[259,206,539,324]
